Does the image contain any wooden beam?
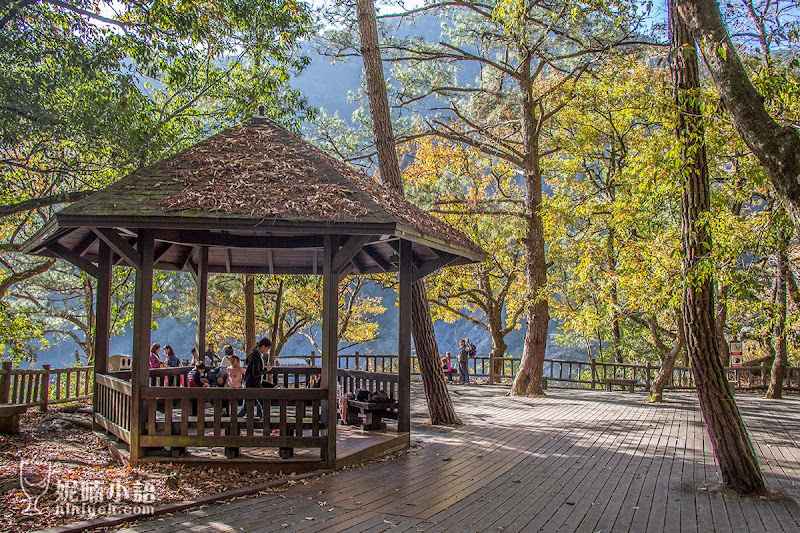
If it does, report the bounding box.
[361,244,393,272]
[332,235,373,274]
[225,248,233,273]
[156,229,324,249]
[94,228,142,268]
[412,252,460,282]
[398,239,412,434]
[130,229,154,463]
[73,232,98,257]
[49,242,100,278]
[92,240,112,430]
[153,241,173,264]
[195,246,209,357]
[321,235,340,468]
[178,245,195,272]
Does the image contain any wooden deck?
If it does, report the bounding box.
[114,384,800,532]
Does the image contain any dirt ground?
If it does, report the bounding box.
[0,403,288,533]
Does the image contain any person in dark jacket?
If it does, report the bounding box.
[238,338,272,417]
[164,344,181,368]
[457,338,471,385]
[187,362,209,387]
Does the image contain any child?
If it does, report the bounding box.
[227,355,245,388]
[441,355,455,383]
[187,362,210,387]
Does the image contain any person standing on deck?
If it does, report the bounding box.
[239,337,271,417]
[457,338,470,385]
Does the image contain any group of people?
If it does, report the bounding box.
[185,338,273,417]
[148,343,182,368]
[441,338,476,385]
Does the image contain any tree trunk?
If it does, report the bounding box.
[670,0,767,496]
[766,246,788,399]
[412,282,462,424]
[677,0,800,232]
[649,312,685,403]
[607,227,623,363]
[511,60,548,397]
[244,275,255,352]
[356,0,460,424]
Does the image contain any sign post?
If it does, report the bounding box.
[730,341,743,367]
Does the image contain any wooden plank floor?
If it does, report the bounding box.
[117,384,800,533]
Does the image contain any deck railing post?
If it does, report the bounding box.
[645,362,652,390]
[589,358,596,389]
[40,365,51,412]
[761,361,770,392]
[0,361,11,404]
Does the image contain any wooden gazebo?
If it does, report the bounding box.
[23,115,484,469]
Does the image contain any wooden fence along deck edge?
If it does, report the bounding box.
[0,361,93,412]
[2,354,798,417]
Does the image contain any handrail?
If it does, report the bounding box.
[0,362,94,411]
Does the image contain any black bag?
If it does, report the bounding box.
[354,388,370,402]
[368,390,390,403]
[207,366,226,387]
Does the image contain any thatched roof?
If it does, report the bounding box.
[23,117,485,276]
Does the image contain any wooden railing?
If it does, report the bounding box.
[94,373,132,443]
[112,366,323,389]
[100,365,329,457]
[0,361,93,411]
[337,368,399,404]
[309,353,800,392]
[139,386,327,457]
[311,352,522,381]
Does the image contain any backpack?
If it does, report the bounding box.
[469,343,477,358]
[207,365,226,387]
[354,388,370,402]
[368,390,390,403]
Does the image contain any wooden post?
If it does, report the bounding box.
[645,362,652,390]
[354,351,360,370]
[0,361,11,404]
[761,361,770,392]
[130,229,154,463]
[195,246,209,356]
[590,357,597,389]
[398,239,412,434]
[93,239,113,427]
[40,365,50,412]
[244,275,256,352]
[321,235,340,467]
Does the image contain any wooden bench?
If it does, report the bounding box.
[345,400,397,430]
[599,378,637,393]
[0,404,28,434]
